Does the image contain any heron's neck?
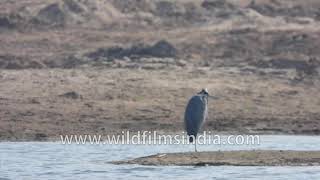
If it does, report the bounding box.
[200,95,208,104]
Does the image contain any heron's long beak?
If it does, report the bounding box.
[208,95,219,100]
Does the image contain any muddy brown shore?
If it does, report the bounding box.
[112,150,320,166]
[0,68,319,141]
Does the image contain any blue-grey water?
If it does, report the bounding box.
[1,135,320,180]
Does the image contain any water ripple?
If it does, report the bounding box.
[1,135,320,180]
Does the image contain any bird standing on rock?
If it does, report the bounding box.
[184,88,216,152]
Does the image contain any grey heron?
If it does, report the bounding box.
[184,88,215,152]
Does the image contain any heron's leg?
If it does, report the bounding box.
[194,139,197,152]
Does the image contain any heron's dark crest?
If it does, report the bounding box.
[197,88,209,96]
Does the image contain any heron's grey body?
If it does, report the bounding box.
[184,89,209,152]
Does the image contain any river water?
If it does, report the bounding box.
[1,135,320,179]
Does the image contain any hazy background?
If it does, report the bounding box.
[0,0,320,141]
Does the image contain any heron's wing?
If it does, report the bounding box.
[184,95,206,137]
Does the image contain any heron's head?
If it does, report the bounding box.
[198,88,209,96]
[198,88,219,100]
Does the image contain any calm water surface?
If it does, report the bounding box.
[1,135,320,180]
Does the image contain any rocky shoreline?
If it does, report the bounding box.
[112,150,320,166]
